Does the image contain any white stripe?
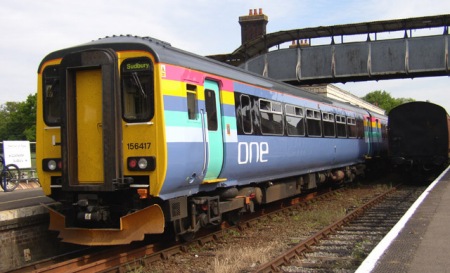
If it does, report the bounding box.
[165,126,238,143]
[355,164,450,273]
[166,127,203,143]
[224,130,238,143]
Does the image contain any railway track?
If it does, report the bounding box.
[255,185,426,273]
[7,188,341,273]
[9,183,404,273]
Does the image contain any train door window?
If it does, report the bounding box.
[285,104,305,136]
[205,89,218,131]
[240,94,253,134]
[356,117,364,138]
[121,58,154,122]
[381,123,388,140]
[347,117,357,138]
[306,109,322,137]
[336,115,347,137]
[375,119,380,140]
[259,99,283,135]
[186,84,197,120]
[322,112,335,137]
[42,65,61,126]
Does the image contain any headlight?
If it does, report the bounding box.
[43,158,62,172]
[48,160,57,171]
[138,158,148,169]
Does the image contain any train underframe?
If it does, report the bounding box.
[166,165,364,241]
[48,165,364,245]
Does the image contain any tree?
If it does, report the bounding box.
[361,90,415,113]
[0,94,36,141]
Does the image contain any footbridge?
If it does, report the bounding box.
[209,14,450,85]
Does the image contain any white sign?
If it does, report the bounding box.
[3,141,31,168]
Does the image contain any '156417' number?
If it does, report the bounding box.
[127,142,151,150]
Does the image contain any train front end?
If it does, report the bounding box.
[36,39,167,245]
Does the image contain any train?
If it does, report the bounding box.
[388,101,450,177]
[36,35,388,245]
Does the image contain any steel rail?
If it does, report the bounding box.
[255,186,398,273]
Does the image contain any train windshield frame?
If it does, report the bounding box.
[121,57,154,122]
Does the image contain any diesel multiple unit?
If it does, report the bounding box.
[37,35,387,245]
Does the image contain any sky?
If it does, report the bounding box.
[1,0,450,111]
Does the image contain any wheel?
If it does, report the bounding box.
[1,164,20,192]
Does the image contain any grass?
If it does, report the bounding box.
[214,243,279,273]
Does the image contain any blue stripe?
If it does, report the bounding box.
[158,135,369,200]
[163,95,235,117]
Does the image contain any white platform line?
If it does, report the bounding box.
[355,164,450,273]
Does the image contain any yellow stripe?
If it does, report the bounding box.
[203,178,227,184]
[39,59,62,73]
[162,79,234,105]
[161,79,187,97]
[221,90,235,105]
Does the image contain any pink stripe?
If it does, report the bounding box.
[162,64,234,92]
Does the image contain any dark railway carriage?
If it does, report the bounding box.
[389,101,450,175]
[36,35,387,245]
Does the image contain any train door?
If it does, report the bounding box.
[203,80,224,182]
[59,49,121,191]
[365,115,381,157]
[365,116,372,157]
[372,119,381,156]
[75,69,103,183]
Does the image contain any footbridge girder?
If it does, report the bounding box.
[242,34,450,84]
[208,14,450,84]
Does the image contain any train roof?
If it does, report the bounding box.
[389,101,448,119]
[39,35,379,116]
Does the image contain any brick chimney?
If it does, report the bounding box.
[239,8,268,45]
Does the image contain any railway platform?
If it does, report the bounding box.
[357,165,450,273]
[0,186,54,232]
[0,186,66,272]
[0,186,53,214]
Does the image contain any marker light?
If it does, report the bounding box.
[128,159,137,169]
[127,157,156,171]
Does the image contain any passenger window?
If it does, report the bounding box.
[121,58,154,122]
[186,84,197,120]
[285,104,305,136]
[323,112,335,137]
[240,95,253,134]
[259,99,283,135]
[205,89,218,131]
[347,117,357,138]
[42,65,61,126]
[306,109,322,137]
[336,115,347,137]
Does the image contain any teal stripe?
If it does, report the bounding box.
[164,111,202,127]
[222,116,237,130]
[165,110,237,130]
